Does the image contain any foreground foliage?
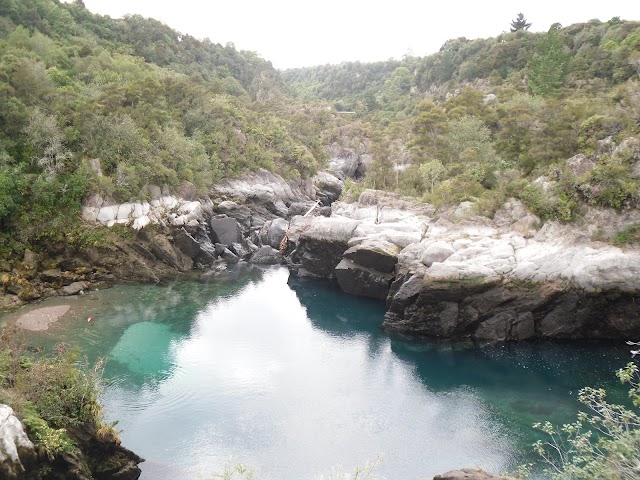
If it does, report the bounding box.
[209,455,384,480]
[532,362,640,479]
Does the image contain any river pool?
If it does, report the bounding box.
[1,266,631,479]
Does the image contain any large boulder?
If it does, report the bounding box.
[210,216,243,246]
[60,281,90,296]
[343,240,400,273]
[251,246,283,265]
[287,217,359,278]
[0,405,35,479]
[335,259,395,300]
[259,218,289,249]
[215,201,252,231]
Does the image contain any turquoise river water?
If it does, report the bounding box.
[1,266,632,479]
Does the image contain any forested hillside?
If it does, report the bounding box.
[0,0,338,257]
[285,18,640,225]
[1,1,640,262]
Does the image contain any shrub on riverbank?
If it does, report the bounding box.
[0,326,124,477]
[531,361,640,479]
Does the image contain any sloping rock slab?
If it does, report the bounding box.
[335,259,395,300]
[343,240,400,273]
[173,229,201,260]
[148,235,193,272]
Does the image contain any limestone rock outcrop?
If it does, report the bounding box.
[0,405,35,479]
[73,169,344,280]
[326,127,373,179]
[82,194,212,230]
[211,168,343,214]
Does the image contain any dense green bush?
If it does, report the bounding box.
[571,160,638,211]
[0,0,638,257]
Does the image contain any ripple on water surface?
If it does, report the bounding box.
[3,266,631,480]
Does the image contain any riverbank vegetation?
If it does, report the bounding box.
[0,326,124,478]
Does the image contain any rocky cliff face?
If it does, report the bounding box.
[283,189,640,343]
[9,165,640,347]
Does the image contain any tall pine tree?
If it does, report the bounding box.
[510,13,532,32]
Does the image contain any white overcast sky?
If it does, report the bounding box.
[69,1,639,69]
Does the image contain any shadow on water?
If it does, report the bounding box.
[287,276,386,334]
[391,338,631,434]
[287,276,391,358]
[289,275,633,458]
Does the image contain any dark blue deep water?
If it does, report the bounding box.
[5,266,631,479]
